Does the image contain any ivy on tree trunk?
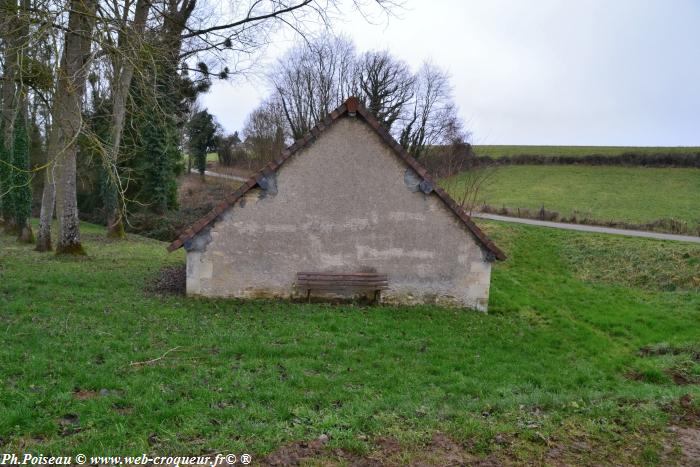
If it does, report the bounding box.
[0,124,14,230]
[11,113,33,242]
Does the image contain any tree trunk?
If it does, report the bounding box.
[35,162,54,250]
[55,145,82,254]
[35,112,59,251]
[13,0,32,243]
[53,0,97,255]
[0,0,19,230]
[105,0,150,238]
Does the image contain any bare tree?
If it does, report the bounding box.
[269,35,356,139]
[49,0,98,254]
[399,62,457,159]
[26,1,62,250]
[442,161,497,215]
[100,0,151,239]
[215,131,243,167]
[356,50,414,131]
[33,0,401,253]
[242,97,287,169]
[437,121,496,215]
[267,36,460,160]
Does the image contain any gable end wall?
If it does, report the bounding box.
[186,117,493,311]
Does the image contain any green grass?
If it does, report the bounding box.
[1,221,699,463]
[474,145,700,158]
[452,165,700,228]
[560,234,700,292]
[184,153,219,163]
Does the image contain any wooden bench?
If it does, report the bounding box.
[296,272,389,302]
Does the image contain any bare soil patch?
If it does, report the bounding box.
[636,344,700,386]
[675,427,700,465]
[146,265,186,296]
[670,394,700,426]
[58,413,81,437]
[639,344,700,361]
[112,404,134,415]
[263,433,503,466]
[664,395,700,465]
[666,368,697,386]
[72,388,99,400]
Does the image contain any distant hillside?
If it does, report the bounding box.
[474,145,700,158]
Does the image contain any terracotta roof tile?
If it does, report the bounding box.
[346,96,360,112]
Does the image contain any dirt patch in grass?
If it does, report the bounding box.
[639,343,700,361]
[72,388,99,400]
[664,395,700,465]
[560,235,700,292]
[145,265,186,296]
[262,431,663,466]
[675,427,700,463]
[112,404,134,415]
[665,394,700,429]
[635,344,700,386]
[666,370,694,386]
[73,388,120,399]
[624,370,648,382]
[264,435,349,465]
[665,366,700,386]
[624,365,698,386]
[58,414,81,437]
[264,433,504,466]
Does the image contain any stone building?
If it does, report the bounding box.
[168,97,505,311]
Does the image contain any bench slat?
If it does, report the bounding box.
[297,272,387,277]
[297,279,387,283]
[297,282,388,287]
[297,276,387,280]
[295,271,389,294]
[297,276,386,280]
[297,283,388,288]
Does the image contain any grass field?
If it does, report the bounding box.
[474,145,700,158]
[448,165,700,230]
[1,220,699,464]
[184,153,219,164]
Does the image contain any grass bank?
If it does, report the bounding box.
[0,221,699,464]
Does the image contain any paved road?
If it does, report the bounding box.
[203,170,248,182]
[472,213,700,244]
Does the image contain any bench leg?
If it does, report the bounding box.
[307,289,311,303]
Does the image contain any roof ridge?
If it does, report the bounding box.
[167,98,505,260]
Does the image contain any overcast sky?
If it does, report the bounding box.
[201,0,700,146]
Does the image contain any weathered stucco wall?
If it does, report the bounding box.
[186,117,494,310]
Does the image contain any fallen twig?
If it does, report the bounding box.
[129,347,180,367]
